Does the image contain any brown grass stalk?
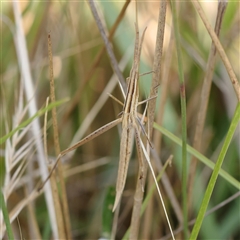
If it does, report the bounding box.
[130,2,167,239]
[62,0,131,124]
[143,25,183,239]
[26,195,41,239]
[48,33,72,239]
[12,1,59,238]
[43,73,65,240]
[191,0,240,101]
[188,1,228,215]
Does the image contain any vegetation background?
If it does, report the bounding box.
[1,1,239,239]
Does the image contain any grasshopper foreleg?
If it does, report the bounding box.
[39,117,122,191]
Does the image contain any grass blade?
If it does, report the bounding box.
[190,102,240,239]
[101,187,115,239]
[0,189,14,239]
[0,99,68,144]
[153,122,240,190]
[170,0,188,237]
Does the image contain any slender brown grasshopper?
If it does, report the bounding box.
[40,22,149,212]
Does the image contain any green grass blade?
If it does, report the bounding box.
[170,0,188,237]
[0,189,14,239]
[153,122,240,190]
[141,158,171,216]
[0,98,68,144]
[122,158,171,240]
[101,186,115,239]
[190,102,240,239]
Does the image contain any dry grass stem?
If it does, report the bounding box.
[0,189,43,238]
[143,21,181,238]
[62,0,131,123]
[147,1,167,134]
[191,0,240,101]
[139,140,175,240]
[48,33,72,239]
[12,1,58,237]
[188,0,228,213]
[43,97,50,161]
[25,188,42,239]
[138,1,167,237]
[64,157,110,178]
[160,191,240,240]
[88,0,127,96]
[66,49,131,160]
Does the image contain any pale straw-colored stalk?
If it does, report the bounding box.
[12,1,58,238]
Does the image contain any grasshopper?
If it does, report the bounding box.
[112,23,147,211]
[40,22,149,212]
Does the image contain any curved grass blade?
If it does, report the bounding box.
[0,189,14,239]
[153,122,240,190]
[101,186,115,239]
[190,102,240,239]
[0,98,68,144]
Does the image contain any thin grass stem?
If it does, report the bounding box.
[190,102,240,239]
[188,0,228,214]
[62,0,131,122]
[191,0,240,101]
[153,122,240,190]
[48,33,72,239]
[170,0,188,238]
[88,0,127,97]
[0,190,14,239]
[0,99,68,145]
[141,2,167,239]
